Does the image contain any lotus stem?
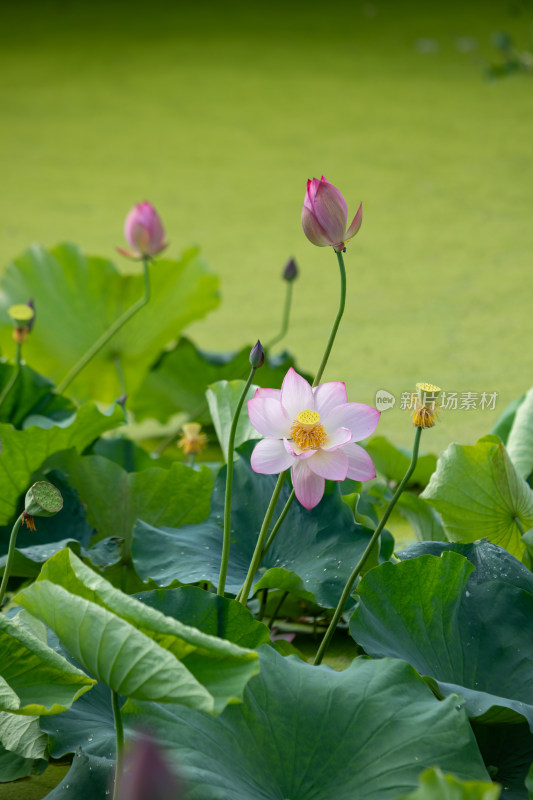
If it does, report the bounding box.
[313,426,423,665]
[56,257,151,395]
[217,365,257,596]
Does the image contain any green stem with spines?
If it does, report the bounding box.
[111,689,124,800]
[217,365,257,596]
[314,249,346,385]
[239,248,349,600]
[261,489,295,557]
[258,249,348,557]
[0,341,23,409]
[56,257,151,395]
[268,590,289,628]
[265,281,293,351]
[237,472,286,605]
[313,425,423,665]
[0,514,23,609]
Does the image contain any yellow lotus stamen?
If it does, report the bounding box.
[291,409,327,451]
[178,422,208,455]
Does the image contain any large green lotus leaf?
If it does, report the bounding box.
[491,396,525,445]
[506,388,533,480]
[130,335,309,424]
[91,436,155,472]
[0,243,219,402]
[0,711,47,760]
[0,613,95,715]
[41,589,271,761]
[41,679,116,760]
[132,445,375,608]
[0,402,124,524]
[472,721,533,800]
[398,539,533,594]
[123,648,489,800]
[135,586,271,649]
[206,379,258,461]
[395,767,500,800]
[421,435,533,559]
[0,742,40,782]
[349,549,533,728]
[395,491,446,542]
[367,482,445,543]
[0,363,74,428]
[16,549,259,714]
[48,452,213,547]
[365,435,437,487]
[43,751,113,800]
[40,629,117,759]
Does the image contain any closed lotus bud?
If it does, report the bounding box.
[117,736,184,800]
[249,340,265,369]
[117,202,167,259]
[282,258,298,282]
[301,176,362,252]
[23,482,63,531]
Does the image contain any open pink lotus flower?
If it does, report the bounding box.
[301,176,362,252]
[247,368,380,510]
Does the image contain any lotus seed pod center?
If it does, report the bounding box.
[25,481,64,517]
[295,409,321,431]
[291,410,327,451]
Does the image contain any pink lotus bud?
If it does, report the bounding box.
[301,176,362,252]
[117,736,184,800]
[117,202,167,259]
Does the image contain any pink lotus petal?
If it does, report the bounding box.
[116,247,140,260]
[254,387,281,400]
[251,438,295,475]
[313,381,348,417]
[344,443,377,481]
[346,202,363,241]
[301,206,332,247]
[312,179,348,246]
[281,368,314,420]
[247,395,291,438]
[284,439,316,458]
[291,460,325,510]
[307,448,349,480]
[323,427,352,450]
[323,403,380,442]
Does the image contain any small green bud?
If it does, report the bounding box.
[24,482,63,518]
[249,340,265,369]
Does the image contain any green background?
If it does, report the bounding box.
[1,0,532,452]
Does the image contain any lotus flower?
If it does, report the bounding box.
[247,368,379,509]
[117,202,167,259]
[301,176,362,251]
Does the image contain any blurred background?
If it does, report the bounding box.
[1,0,532,451]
